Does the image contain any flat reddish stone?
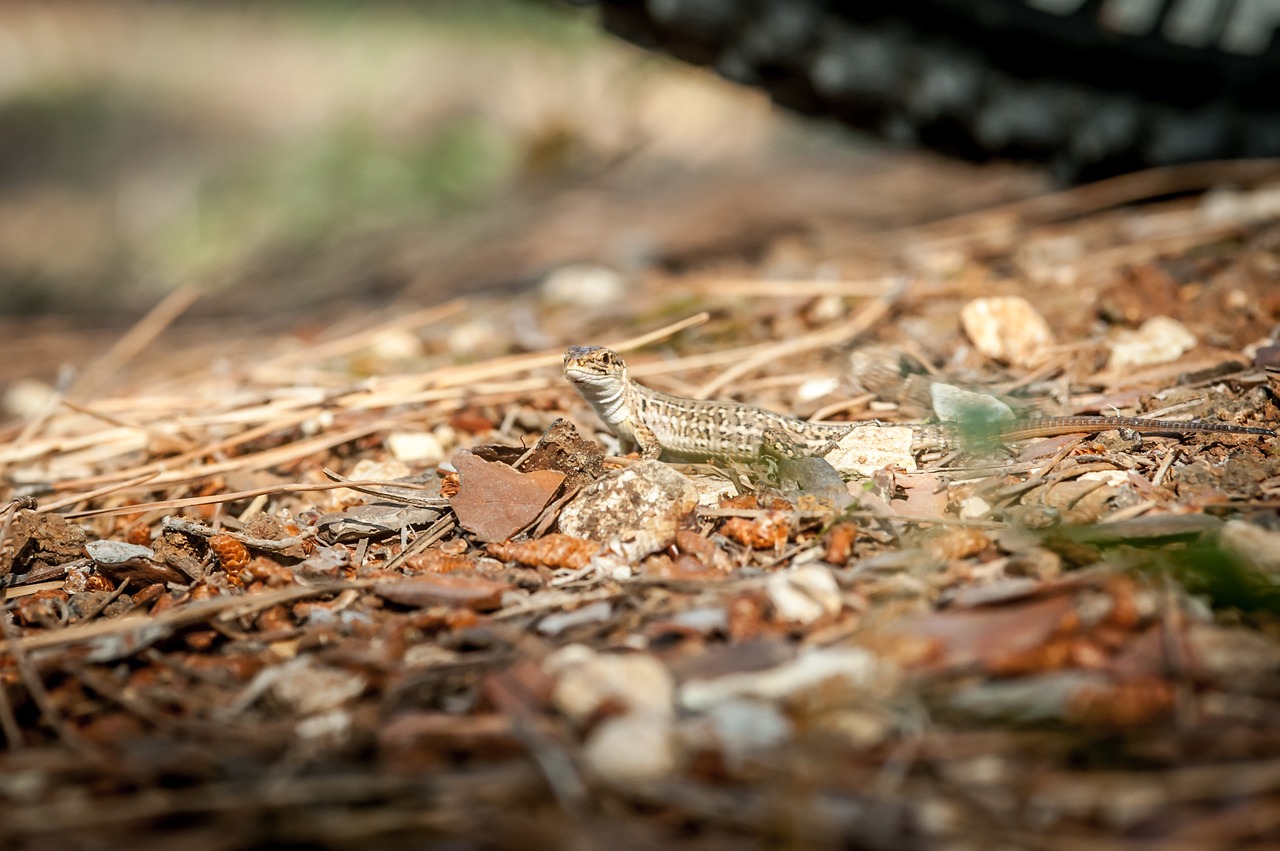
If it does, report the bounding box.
[449,450,565,543]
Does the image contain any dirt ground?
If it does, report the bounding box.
[5,3,1280,850]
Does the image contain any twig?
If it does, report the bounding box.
[0,615,21,747]
[319,468,447,509]
[257,300,466,369]
[382,514,457,573]
[69,284,202,400]
[1097,499,1158,524]
[694,278,907,399]
[492,588,620,620]
[45,408,332,492]
[1018,436,1085,492]
[162,516,317,552]
[349,311,712,408]
[38,472,163,514]
[2,559,88,591]
[808,393,877,423]
[900,158,1280,239]
[1151,447,1179,489]
[58,398,198,453]
[1,581,379,656]
[689,276,899,298]
[0,496,36,558]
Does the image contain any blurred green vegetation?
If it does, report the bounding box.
[156,116,517,282]
[0,0,623,312]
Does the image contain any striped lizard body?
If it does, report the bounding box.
[563,346,1274,463]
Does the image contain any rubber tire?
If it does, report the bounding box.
[585,0,1280,182]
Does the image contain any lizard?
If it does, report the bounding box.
[563,345,1275,463]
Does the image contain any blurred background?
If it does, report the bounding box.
[0,0,793,312]
[0,0,1051,397]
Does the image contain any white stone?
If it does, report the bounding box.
[766,564,842,625]
[958,496,992,520]
[3,378,57,419]
[1220,519,1280,574]
[690,473,739,506]
[266,659,368,716]
[583,712,677,784]
[692,698,792,770]
[960,296,1054,367]
[796,377,841,402]
[825,425,916,476]
[323,457,414,509]
[540,263,628,307]
[369,327,423,361]
[680,647,895,713]
[1078,470,1130,486]
[386,430,445,464]
[545,644,675,724]
[1108,316,1197,369]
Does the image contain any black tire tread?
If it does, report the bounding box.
[588,0,1280,181]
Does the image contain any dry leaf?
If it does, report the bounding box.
[449,450,565,543]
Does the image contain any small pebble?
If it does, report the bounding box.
[545,644,674,724]
[766,564,842,625]
[540,263,627,307]
[584,712,677,784]
[1108,316,1197,370]
[960,296,1053,367]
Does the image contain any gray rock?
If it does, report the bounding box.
[557,460,698,560]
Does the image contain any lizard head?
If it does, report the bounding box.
[563,346,627,385]
[563,346,632,430]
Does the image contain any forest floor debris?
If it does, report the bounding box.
[4,163,1280,849]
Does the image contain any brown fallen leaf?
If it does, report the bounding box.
[881,593,1077,672]
[449,450,565,543]
[374,574,511,611]
[13,588,70,628]
[947,670,1174,727]
[893,473,949,519]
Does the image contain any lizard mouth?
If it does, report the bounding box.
[564,366,605,385]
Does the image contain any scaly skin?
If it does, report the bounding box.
[563,346,1275,463]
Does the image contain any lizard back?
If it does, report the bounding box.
[631,384,851,461]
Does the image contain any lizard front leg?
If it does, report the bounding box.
[631,419,663,460]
